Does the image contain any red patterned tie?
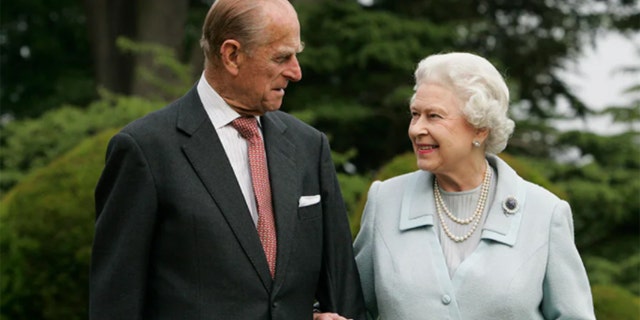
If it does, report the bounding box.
[231,117,277,278]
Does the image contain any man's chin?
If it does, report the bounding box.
[262,102,283,113]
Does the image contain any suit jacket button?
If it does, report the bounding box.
[441,294,451,305]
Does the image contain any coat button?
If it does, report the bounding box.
[441,294,451,305]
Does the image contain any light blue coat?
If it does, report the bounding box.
[353,155,595,319]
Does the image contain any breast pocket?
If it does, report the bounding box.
[298,202,322,220]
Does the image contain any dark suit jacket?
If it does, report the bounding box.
[90,86,366,319]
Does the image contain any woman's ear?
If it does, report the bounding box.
[475,127,490,144]
[219,39,242,76]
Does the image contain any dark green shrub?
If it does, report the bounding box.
[584,244,640,296]
[0,129,117,319]
[592,285,640,320]
[0,94,163,195]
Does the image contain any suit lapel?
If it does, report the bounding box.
[177,88,273,290]
[261,112,298,287]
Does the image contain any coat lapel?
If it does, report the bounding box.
[480,155,526,246]
[397,156,526,247]
[177,88,273,290]
[399,170,435,231]
[260,112,298,287]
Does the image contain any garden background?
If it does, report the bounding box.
[1,0,639,318]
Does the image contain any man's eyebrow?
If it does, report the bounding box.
[297,41,305,53]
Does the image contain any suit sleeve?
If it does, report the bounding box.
[90,132,158,320]
[353,181,381,320]
[541,200,596,319]
[314,133,367,320]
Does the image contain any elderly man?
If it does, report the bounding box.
[89,0,366,319]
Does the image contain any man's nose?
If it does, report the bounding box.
[284,56,302,82]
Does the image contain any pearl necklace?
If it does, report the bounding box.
[434,162,492,243]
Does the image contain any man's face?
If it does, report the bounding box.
[230,6,303,116]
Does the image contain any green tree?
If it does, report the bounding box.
[0,0,206,119]
[0,38,192,195]
[287,0,639,173]
[0,0,95,118]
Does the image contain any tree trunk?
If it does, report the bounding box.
[83,0,136,94]
[131,0,190,100]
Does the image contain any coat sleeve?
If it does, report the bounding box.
[314,133,367,320]
[90,132,157,320]
[541,200,596,319]
[353,181,381,320]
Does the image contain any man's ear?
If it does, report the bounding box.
[219,39,242,76]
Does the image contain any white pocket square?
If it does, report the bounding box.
[298,195,321,207]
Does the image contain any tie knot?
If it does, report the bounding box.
[231,117,260,141]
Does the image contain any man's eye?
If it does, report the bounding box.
[276,55,291,63]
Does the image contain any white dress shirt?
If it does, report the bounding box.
[197,73,261,225]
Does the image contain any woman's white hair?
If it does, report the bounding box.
[412,52,515,154]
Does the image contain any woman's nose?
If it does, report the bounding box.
[409,118,429,138]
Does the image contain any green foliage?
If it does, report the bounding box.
[337,173,371,236]
[374,152,417,182]
[0,92,164,195]
[559,174,638,245]
[549,131,640,246]
[592,285,640,320]
[0,129,117,319]
[556,130,639,169]
[297,1,450,74]
[497,154,568,199]
[585,252,640,296]
[288,0,453,171]
[116,37,194,100]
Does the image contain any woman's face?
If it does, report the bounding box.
[408,82,480,175]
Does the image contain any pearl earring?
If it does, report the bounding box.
[472,140,481,147]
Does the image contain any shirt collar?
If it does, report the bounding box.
[196,72,261,129]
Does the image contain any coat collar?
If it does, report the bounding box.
[398,154,526,246]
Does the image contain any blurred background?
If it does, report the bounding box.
[0,0,638,318]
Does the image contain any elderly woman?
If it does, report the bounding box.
[353,52,595,319]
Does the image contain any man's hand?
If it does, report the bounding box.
[313,312,353,320]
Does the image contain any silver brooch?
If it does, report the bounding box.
[502,196,519,215]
